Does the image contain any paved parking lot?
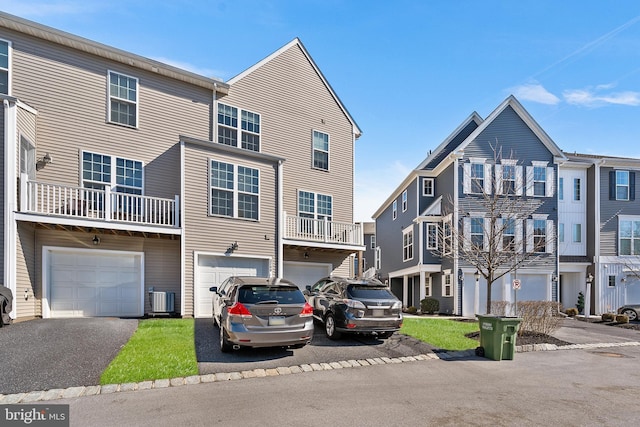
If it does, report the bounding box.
[194,318,436,374]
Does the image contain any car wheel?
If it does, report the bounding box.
[219,325,233,353]
[622,309,638,321]
[325,313,342,340]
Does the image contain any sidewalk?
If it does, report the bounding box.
[551,316,640,345]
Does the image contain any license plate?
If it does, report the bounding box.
[372,309,384,317]
[269,316,285,326]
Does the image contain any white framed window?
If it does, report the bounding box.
[402,227,413,262]
[370,234,376,249]
[210,160,259,220]
[533,219,546,252]
[559,223,565,243]
[572,223,582,243]
[425,276,432,297]
[471,163,485,194]
[573,178,581,201]
[526,216,553,253]
[443,216,452,255]
[298,190,332,221]
[502,218,516,251]
[392,200,397,220]
[423,178,434,196]
[312,130,329,170]
[558,177,564,201]
[108,71,138,127]
[464,159,491,194]
[471,217,484,250]
[0,39,10,95]
[619,217,640,255]
[375,247,381,270]
[608,276,616,287]
[402,190,407,212]
[526,162,554,197]
[464,214,488,251]
[616,170,629,201]
[426,223,438,250]
[442,274,453,297]
[495,160,522,195]
[82,151,143,194]
[217,103,261,152]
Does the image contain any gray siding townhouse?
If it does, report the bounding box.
[1,12,363,321]
[560,153,640,316]
[373,96,565,316]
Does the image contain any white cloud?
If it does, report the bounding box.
[510,83,561,105]
[151,57,226,80]
[354,161,411,223]
[563,88,640,107]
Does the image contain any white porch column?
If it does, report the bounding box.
[474,274,480,315]
[419,270,426,304]
[403,275,408,307]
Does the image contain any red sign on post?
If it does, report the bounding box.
[512,279,521,290]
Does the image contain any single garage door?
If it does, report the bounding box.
[47,249,143,318]
[283,261,332,290]
[194,255,270,318]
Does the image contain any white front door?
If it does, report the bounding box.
[46,249,143,318]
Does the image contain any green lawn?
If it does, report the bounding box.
[400,318,480,351]
[100,318,198,384]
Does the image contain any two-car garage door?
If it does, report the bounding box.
[46,248,143,318]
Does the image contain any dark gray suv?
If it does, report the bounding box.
[305,277,403,340]
[210,277,314,352]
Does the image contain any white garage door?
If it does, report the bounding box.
[283,262,332,291]
[47,249,143,318]
[194,255,270,318]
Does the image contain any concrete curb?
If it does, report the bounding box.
[2,341,639,404]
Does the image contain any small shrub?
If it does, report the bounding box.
[420,297,439,314]
[490,300,509,316]
[601,313,616,322]
[616,314,629,324]
[405,306,418,314]
[565,307,578,317]
[514,301,562,336]
[576,292,585,314]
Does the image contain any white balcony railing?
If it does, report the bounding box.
[20,174,180,228]
[284,214,363,246]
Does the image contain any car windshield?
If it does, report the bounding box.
[347,285,396,299]
[238,286,306,304]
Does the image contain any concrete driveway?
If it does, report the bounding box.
[0,318,138,394]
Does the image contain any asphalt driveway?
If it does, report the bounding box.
[0,318,138,395]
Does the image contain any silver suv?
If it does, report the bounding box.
[210,277,314,352]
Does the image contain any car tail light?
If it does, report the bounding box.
[299,302,314,317]
[343,299,366,309]
[228,302,252,318]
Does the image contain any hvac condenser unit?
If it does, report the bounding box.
[151,291,175,313]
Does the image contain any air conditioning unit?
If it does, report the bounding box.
[151,291,175,313]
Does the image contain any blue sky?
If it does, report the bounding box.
[3,1,640,222]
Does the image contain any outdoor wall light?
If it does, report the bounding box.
[474,270,480,281]
[227,241,238,253]
[586,273,594,283]
[304,252,309,259]
[36,152,53,171]
[551,274,558,282]
[92,235,100,245]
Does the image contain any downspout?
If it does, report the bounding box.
[4,99,17,319]
[277,160,284,278]
[452,152,461,315]
[179,139,186,317]
[593,159,604,315]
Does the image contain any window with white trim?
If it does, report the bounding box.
[108,71,138,127]
[403,227,413,262]
[533,166,546,197]
[471,217,484,250]
[402,190,407,212]
[608,275,616,287]
[526,216,553,253]
[502,218,516,251]
[426,223,438,250]
[533,219,547,252]
[0,39,9,95]
[370,234,376,249]
[619,218,640,255]
[573,178,581,201]
[616,171,629,201]
[559,223,564,243]
[572,223,582,243]
[392,200,397,220]
[502,164,516,195]
[298,190,332,221]
[559,177,564,201]
[210,160,259,220]
[526,162,554,197]
[471,163,485,194]
[312,130,329,170]
[423,178,434,196]
[217,103,261,152]
[375,247,381,270]
[442,274,453,297]
[443,216,452,255]
[425,276,432,297]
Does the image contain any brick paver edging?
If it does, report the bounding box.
[2,341,639,404]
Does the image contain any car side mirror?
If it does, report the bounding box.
[209,286,218,293]
[306,285,312,291]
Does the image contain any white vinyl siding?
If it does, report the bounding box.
[108,70,138,127]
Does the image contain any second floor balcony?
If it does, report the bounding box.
[283,213,363,248]
[19,174,180,228]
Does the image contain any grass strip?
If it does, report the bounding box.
[401,318,480,351]
[100,318,198,384]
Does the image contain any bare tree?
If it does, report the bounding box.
[433,144,555,313]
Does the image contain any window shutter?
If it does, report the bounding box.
[609,171,616,200]
[496,218,503,251]
[546,220,554,253]
[463,163,471,194]
[495,164,503,194]
[463,217,471,251]
[484,163,492,194]
[546,167,555,197]
[631,172,636,201]
[515,219,523,254]
[526,166,534,196]
[515,166,523,196]
[526,219,534,252]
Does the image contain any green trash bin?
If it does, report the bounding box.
[475,315,522,361]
